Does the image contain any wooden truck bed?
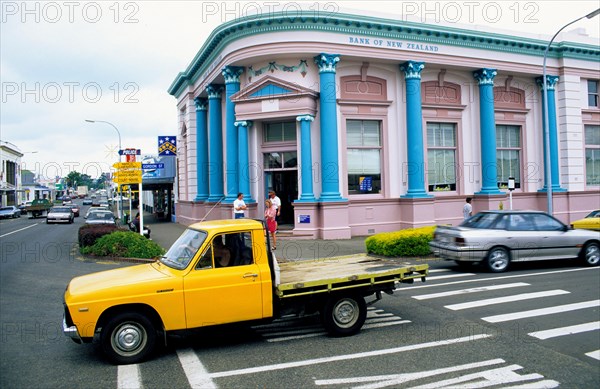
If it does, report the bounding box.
[276,255,428,298]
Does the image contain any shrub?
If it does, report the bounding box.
[81,231,165,259]
[78,224,122,247]
[365,226,436,257]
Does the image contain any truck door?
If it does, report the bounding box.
[183,232,265,328]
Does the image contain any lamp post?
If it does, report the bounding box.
[85,119,123,219]
[541,8,600,215]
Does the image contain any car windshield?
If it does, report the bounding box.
[586,210,600,218]
[160,229,208,270]
[460,212,500,229]
[52,207,71,212]
[87,212,113,221]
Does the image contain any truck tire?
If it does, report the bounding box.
[322,294,367,336]
[100,312,157,365]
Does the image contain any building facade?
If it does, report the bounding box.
[169,11,600,239]
[0,140,24,207]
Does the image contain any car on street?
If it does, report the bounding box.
[82,198,92,205]
[429,210,600,272]
[85,210,116,225]
[84,206,110,219]
[69,203,81,217]
[46,206,74,224]
[0,206,21,219]
[19,202,32,214]
[570,210,600,231]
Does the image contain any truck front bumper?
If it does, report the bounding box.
[63,314,82,344]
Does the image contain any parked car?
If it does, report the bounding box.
[429,210,600,272]
[46,206,74,224]
[0,206,21,219]
[85,211,116,225]
[571,210,600,231]
[19,202,32,215]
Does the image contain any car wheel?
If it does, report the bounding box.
[581,242,600,267]
[486,247,510,273]
[322,294,367,337]
[101,312,157,365]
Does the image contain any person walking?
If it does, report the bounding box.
[264,199,277,250]
[268,190,281,224]
[233,193,247,219]
[463,197,473,220]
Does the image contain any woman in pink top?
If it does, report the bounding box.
[264,199,277,250]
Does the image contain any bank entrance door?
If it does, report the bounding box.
[264,170,298,226]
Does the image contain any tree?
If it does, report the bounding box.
[65,171,82,188]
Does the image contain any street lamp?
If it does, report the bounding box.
[85,119,123,219]
[542,8,600,215]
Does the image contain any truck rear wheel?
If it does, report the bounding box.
[100,312,156,365]
[322,294,367,336]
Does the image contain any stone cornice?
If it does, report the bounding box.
[168,11,600,98]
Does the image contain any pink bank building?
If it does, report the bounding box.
[168,10,600,239]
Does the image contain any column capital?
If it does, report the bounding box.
[193,97,208,111]
[205,84,224,99]
[234,120,253,128]
[296,114,315,122]
[399,61,425,79]
[535,75,560,91]
[222,66,245,84]
[314,53,340,73]
[473,68,497,85]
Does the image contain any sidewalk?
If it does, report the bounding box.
[140,211,369,261]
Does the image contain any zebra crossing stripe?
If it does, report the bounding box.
[482,300,600,323]
[412,282,530,300]
[585,350,600,360]
[528,321,600,340]
[427,273,476,280]
[444,290,570,311]
[177,348,217,389]
[117,364,141,389]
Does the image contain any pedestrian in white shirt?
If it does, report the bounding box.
[463,197,473,220]
[269,190,281,222]
[233,193,247,219]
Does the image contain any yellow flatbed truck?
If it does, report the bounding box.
[63,219,428,364]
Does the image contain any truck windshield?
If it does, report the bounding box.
[160,228,208,270]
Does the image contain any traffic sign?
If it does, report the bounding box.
[142,163,164,169]
[119,149,141,155]
[113,162,142,169]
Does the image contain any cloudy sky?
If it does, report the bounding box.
[1,0,599,179]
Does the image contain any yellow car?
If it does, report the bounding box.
[571,210,600,231]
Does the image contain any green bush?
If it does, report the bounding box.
[365,226,436,257]
[78,224,122,247]
[81,231,165,259]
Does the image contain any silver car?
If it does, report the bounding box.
[429,210,600,272]
[46,206,74,224]
[85,211,116,225]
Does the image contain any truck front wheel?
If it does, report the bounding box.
[100,313,156,365]
[322,294,367,336]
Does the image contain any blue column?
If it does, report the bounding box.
[222,66,244,203]
[400,61,432,198]
[206,84,224,202]
[473,68,502,195]
[296,115,316,202]
[314,53,344,201]
[536,75,566,192]
[193,97,209,201]
[235,120,254,203]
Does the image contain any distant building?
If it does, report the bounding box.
[169,10,600,238]
[0,140,23,206]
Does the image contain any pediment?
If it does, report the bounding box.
[231,76,318,103]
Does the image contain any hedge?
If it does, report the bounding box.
[81,231,165,259]
[365,226,436,257]
[78,224,122,247]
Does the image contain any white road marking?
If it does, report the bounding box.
[444,290,570,311]
[412,282,530,300]
[528,321,600,340]
[398,267,599,291]
[117,364,141,389]
[502,380,560,388]
[266,332,326,342]
[482,300,600,323]
[177,348,217,389]
[362,320,411,330]
[209,334,492,378]
[585,350,600,360]
[427,273,476,280]
[427,269,452,273]
[0,223,37,238]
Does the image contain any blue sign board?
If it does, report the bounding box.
[142,163,164,169]
[158,136,177,156]
[298,215,311,224]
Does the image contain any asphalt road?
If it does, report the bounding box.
[1,206,599,388]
